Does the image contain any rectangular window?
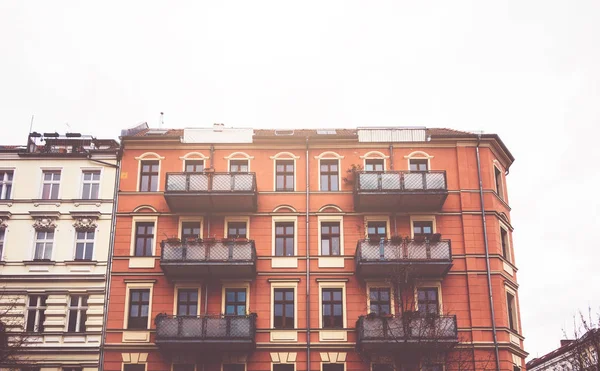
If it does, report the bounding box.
[367,221,387,239]
[225,288,247,315]
[320,159,339,191]
[272,365,293,371]
[34,230,54,260]
[323,365,344,371]
[123,365,145,371]
[369,288,391,315]
[139,160,159,192]
[417,288,439,315]
[409,159,428,172]
[507,292,517,331]
[274,288,294,329]
[230,160,249,173]
[26,295,47,332]
[413,221,433,237]
[177,289,198,316]
[185,160,204,172]
[322,288,343,329]
[227,221,247,239]
[134,222,154,256]
[67,295,88,332]
[74,230,94,260]
[81,170,101,199]
[181,221,201,240]
[276,160,294,191]
[223,365,245,371]
[0,170,13,199]
[495,166,504,201]
[321,222,341,256]
[275,222,294,256]
[501,228,509,260]
[128,289,150,329]
[0,229,4,260]
[41,170,61,199]
[364,159,384,172]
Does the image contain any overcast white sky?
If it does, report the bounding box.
[1,0,599,360]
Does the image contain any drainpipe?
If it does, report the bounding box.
[98,147,123,371]
[475,137,501,371]
[389,144,397,235]
[305,137,311,371]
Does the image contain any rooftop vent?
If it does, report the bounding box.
[274,130,294,136]
[316,129,336,135]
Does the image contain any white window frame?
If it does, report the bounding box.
[315,152,344,192]
[366,282,395,315]
[25,294,47,332]
[135,152,164,192]
[40,169,62,200]
[271,152,300,192]
[409,215,437,238]
[404,151,434,171]
[0,169,14,200]
[80,168,102,199]
[225,152,254,172]
[272,216,298,256]
[173,285,201,316]
[270,281,298,329]
[178,217,204,240]
[364,216,390,239]
[493,163,506,201]
[499,222,512,263]
[123,282,154,329]
[224,216,250,239]
[505,286,520,333]
[180,151,209,172]
[221,283,251,315]
[360,151,389,171]
[74,229,95,260]
[318,281,347,328]
[414,280,443,314]
[33,230,54,260]
[317,215,344,256]
[130,216,158,256]
[67,295,88,332]
[0,229,5,261]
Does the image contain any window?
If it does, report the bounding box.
[272,365,293,371]
[413,221,433,237]
[372,364,393,371]
[41,170,61,199]
[0,170,13,199]
[26,295,47,332]
[322,288,343,328]
[173,366,194,371]
[507,292,517,331]
[275,222,294,256]
[274,288,294,329]
[230,160,249,173]
[501,228,510,261]
[369,288,391,315]
[417,288,439,315]
[67,295,88,332]
[0,229,4,260]
[225,288,247,315]
[139,160,159,192]
[227,222,247,239]
[81,170,101,199]
[321,222,340,256]
[134,222,154,256]
[275,160,294,191]
[181,222,201,240]
[323,365,344,371]
[128,289,150,329]
[320,159,339,191]
[34,231,54,260]
[223,365,245,371]
[177,289,198,316]
[409,159,428,172]
[364,159,384,172]
[367,221,387,239]
[495,166,504,201]
[74,230,94,260]
[185,160,204,172]
[123,365,145,371]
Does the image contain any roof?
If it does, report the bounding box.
[526,329,600,369]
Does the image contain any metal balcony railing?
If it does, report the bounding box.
[354,171,447,193]
[155,314,257,341]
[161,239,256,263]
[357,314,458,343]
[356,238,451,262]
[165,172,257,193]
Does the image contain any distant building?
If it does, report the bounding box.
[527,330,600,370]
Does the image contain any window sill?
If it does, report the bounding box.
[65,260,98,265]
[23,260,56,265]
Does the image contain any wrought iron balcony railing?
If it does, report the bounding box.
[165,172,256,193]
[155,314,257,350]
[355,238,452,278]
[356,314,458,351]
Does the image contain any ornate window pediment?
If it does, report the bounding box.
[33,216,58,231]
[73,216,98,231]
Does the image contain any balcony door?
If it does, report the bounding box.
[225,288,247,315]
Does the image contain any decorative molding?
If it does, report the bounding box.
[0,212,11,230]
[270,152,300,160]
[32,216,58,231]
[72,216,98,231]
[360,151,389,159]
[224,151,254,160]
[314,151,344,159]
[134,152,165,160]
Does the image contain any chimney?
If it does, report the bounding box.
[561,340,574,347]
[213,123,224,132]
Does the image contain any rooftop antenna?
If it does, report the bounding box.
[65,122,71,133]
[28,115,35,134]
[159,112,164,128]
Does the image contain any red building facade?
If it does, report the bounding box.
[103,126,526,371]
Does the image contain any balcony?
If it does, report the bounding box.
[160,239,257,279]
[164,172,257,212]
[356,314,458,353]
[355,238,452,278]
[155,314,256,353]
[353,171,448,211]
